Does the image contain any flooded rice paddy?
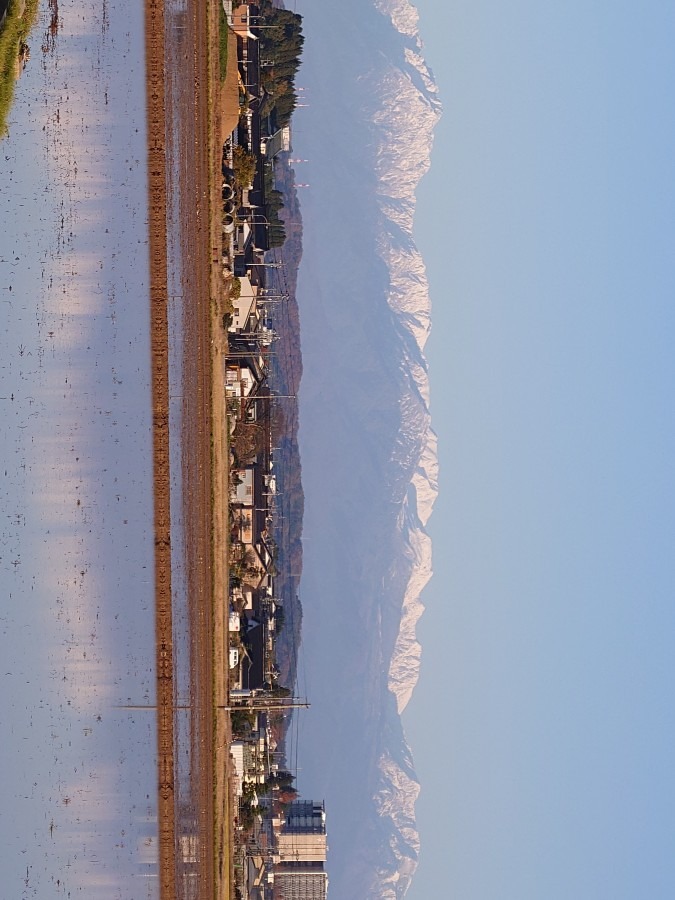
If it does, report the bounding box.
[0,1,160,895]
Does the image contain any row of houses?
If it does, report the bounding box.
[222,6,327,899]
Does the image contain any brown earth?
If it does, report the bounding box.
[170,0,220,896]
[220,30,240,145]
[144,1,177,899]
[147,0,236,897]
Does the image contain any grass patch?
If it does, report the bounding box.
[0,0,39,138]
[218,3,228,82]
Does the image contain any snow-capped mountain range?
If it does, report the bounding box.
[368,0,441,717]
[293,0,440,894]
[364,2,440,893]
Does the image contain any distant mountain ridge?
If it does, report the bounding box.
[293,0,440,894]
[366,1,440,893]
[367,0,440,715]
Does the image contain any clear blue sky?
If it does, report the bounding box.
[406,2,675,897]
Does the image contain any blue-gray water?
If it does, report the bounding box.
[0,2,159,895]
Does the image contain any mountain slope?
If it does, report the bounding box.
[294,0,440,894]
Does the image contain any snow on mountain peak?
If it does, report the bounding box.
[363,0,441,893]
[372,0,421,40]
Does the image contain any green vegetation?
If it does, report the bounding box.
[230,420,267,465]
[257,1,304,128]
[238,798,264,832]
[0,0,39,138]
[231,709,257,737]
[228,276,242,303]
[218,3,228,82]
[245,2,304,248]
[229,544,264,586]
[221,277,239,320]
[266,770,295,790]
[233,145,257,189]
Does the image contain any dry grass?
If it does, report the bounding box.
[0,0,39,137]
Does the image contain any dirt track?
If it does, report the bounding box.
[146,0,225,897]
[145,1,177,898]
[179,0,215,891]
[220,30,240,145]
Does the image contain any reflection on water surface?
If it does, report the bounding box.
[0,1,158,895]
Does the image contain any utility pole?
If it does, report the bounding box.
[229,695,310,712]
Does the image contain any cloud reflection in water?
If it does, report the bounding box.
[0,0,158,896]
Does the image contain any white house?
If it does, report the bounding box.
[229,274,258,332]
[231,466,254,505]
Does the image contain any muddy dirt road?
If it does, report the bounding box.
[145,1,178,897]
[146,0,224,897]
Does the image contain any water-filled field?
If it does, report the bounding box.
[0,2,158,895]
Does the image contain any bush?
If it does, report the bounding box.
[231,709,256,736]
[233,145,257,188]
[0,0,39,137]
[229,277,242,302]
[218,4,228,82]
